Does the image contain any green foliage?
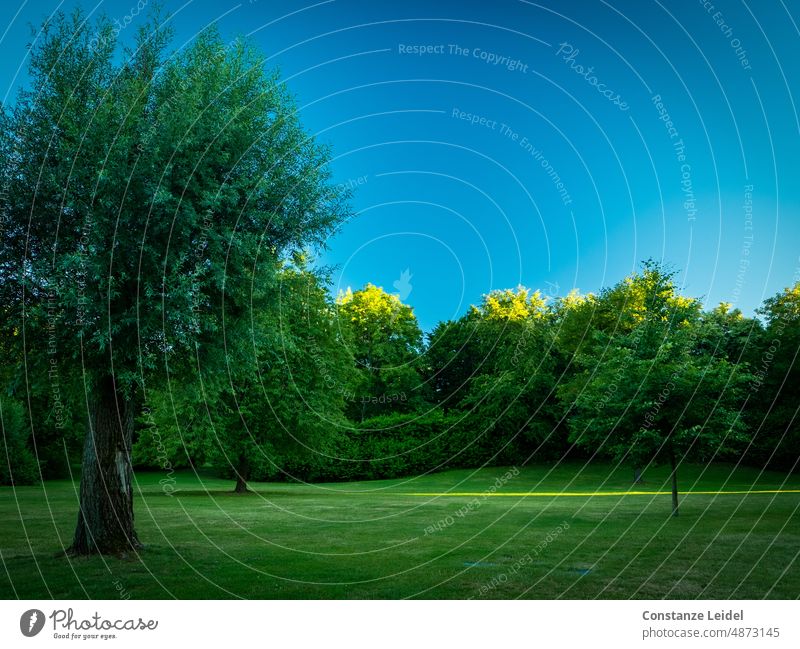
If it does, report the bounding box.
[337,284,426,420]
[559,263,752,480]
[424,318,483,409]
[425,287,563,462]
[276,410,469,482]
[694,303,763,364]
[748,282,800,469]
[0,7,350,404]
[352,411,468,479]
[0,398,39,486]
[136,263,357,488]
[0,8,352,504]
[551,289,601,357]
[470,286,548,322]
[462,309,563,461]
[195,263,355,487]
[132,386,210,471]
[0,11,794,495]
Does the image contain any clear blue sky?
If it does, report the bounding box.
[2,0,798,331]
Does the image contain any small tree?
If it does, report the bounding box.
[559,263,751,516]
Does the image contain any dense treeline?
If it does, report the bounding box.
[6,260,797,502]
[128,262,799,497]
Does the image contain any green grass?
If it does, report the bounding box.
[1,462,798,599]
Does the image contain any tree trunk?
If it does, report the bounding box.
[361,346,373,423]
[69,375,140,555]
[234,454,250,493]
[669,446,679,517]
[633,467,643,484]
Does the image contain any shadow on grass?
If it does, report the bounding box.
[166,489,318,498]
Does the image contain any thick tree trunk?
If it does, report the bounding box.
[69,375,139,555]
[669,446,679,517]
[234,454,250,493]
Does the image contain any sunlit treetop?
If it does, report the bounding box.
[708,302,746,322]
[555,288,596,312]
[337,283,414,325]
[758,281,800,325]
[336,284,422,355]
[470,286,549,322]
[601,261,701,327]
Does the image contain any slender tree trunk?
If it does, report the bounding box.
[669,446,679,517]
[361,346,373,423]
[234,454,250,493]
[69,375,139,555]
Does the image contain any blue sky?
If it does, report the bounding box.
[2,0,798,331]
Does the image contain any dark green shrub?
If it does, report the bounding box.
[274,410,477,482]
[0,397,39,485]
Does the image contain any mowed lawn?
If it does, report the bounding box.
[1,462,798,599]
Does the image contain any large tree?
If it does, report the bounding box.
[0,12,349,553]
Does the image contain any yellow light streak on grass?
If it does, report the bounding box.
[400,489,800,497]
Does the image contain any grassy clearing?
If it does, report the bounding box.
[1,462,798,599]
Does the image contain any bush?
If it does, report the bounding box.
[343,411,458,480]
[211,407,567,483]
[207,405,575,483]
[0,398,39,486]
[274,410,483,482]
